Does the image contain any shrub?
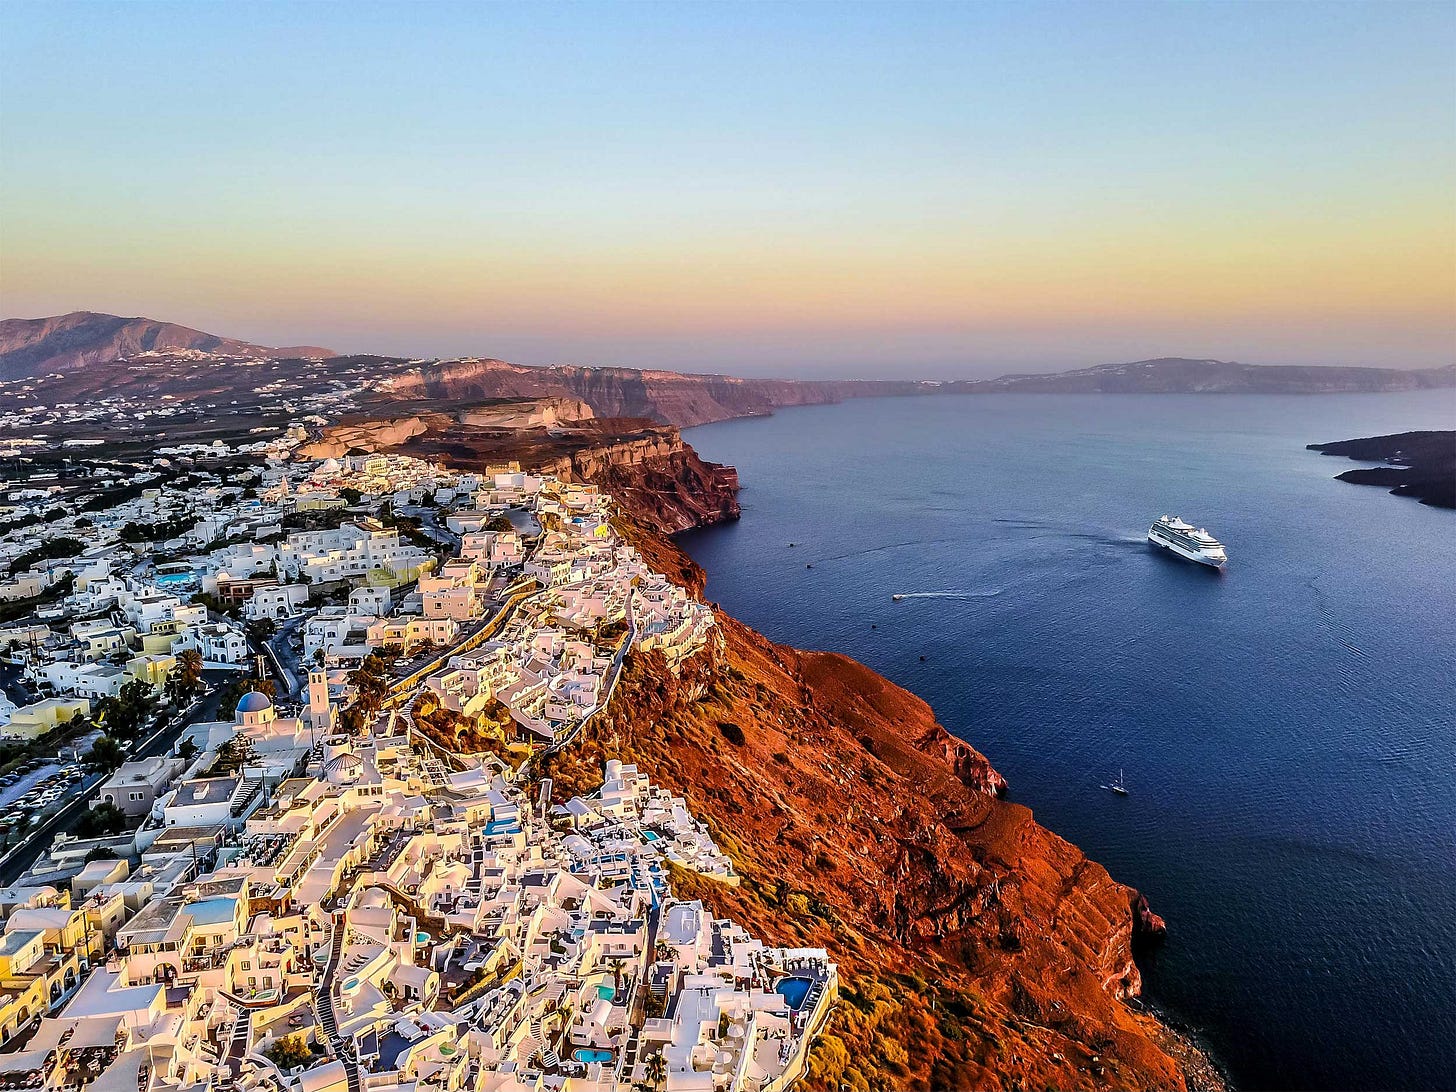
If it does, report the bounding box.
[716,721,745,746]
[265,1034,313,1071]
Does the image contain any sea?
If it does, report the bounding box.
[676,391,1456,1092]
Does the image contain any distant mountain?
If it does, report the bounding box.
[3,312,1451,430]
[957,357,1456,394]
[0,311,334,380]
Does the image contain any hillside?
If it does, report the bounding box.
[530,440,1223,1090]
[0,311,334,379]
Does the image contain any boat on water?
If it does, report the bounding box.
[1148,515,1226,568]
[891,594,905,601]
[1104,769,1129,796]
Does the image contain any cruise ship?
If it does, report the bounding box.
[1148,515,1226,568]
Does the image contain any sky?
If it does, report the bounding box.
[1,1,1453,379]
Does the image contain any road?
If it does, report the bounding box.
[261,616,306,698]
[393,505,462,550]
[0,660,39,708]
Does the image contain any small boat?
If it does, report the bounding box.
[1104,769,1130,796]
[892,594,904,601]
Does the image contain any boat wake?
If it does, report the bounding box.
[891,589,1004,601]
[993,517,1144,548]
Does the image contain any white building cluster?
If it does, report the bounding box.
[0,700,835,1092]
[0,445,834,1092]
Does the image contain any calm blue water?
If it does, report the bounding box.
[678,393,1456,1092]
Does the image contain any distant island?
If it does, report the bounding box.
[1307,431,1456,509]
[2,312,1453,433]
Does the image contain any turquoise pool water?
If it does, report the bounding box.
[595,984,614,1000]
[642,830,660,842]
[573,1048,612,1064]
[775,977,813,1011]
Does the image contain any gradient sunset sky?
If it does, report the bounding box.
[2,1,1453,377]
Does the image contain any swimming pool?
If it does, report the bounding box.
[572,1048,612,1064]
[595,984,615,1000]
[774,977,813,1011]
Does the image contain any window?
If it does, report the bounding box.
[129,791,144,801]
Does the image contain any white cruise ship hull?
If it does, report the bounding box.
[1148,531,1225,568]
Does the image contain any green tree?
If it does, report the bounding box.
[484,515,515,533]
[348,651,395,718]
[93,679,156,739]
[177,738,199,762]
[84,736,128,773]
[7,536,84,575]
[211,733,261,775]
[265,1034,314,1071]
[176,648,204,695]
[74,803,128,837]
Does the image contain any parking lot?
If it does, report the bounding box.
[0,760,87,831]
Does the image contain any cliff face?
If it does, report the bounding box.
[530,454,1213,1092]
[373,357,925,427]
[541,573,1195,1091]
[535,427,741,533]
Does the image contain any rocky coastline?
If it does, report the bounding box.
[522,425,1222,1088]
[1308,430,1456,509]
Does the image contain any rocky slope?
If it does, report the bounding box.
[354,413,1221,1090]
[372,356,925,428]
[1308,430,1456,508]
[532,428,741,533]
[0,311,333,379]
[539,529,1213,1091]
